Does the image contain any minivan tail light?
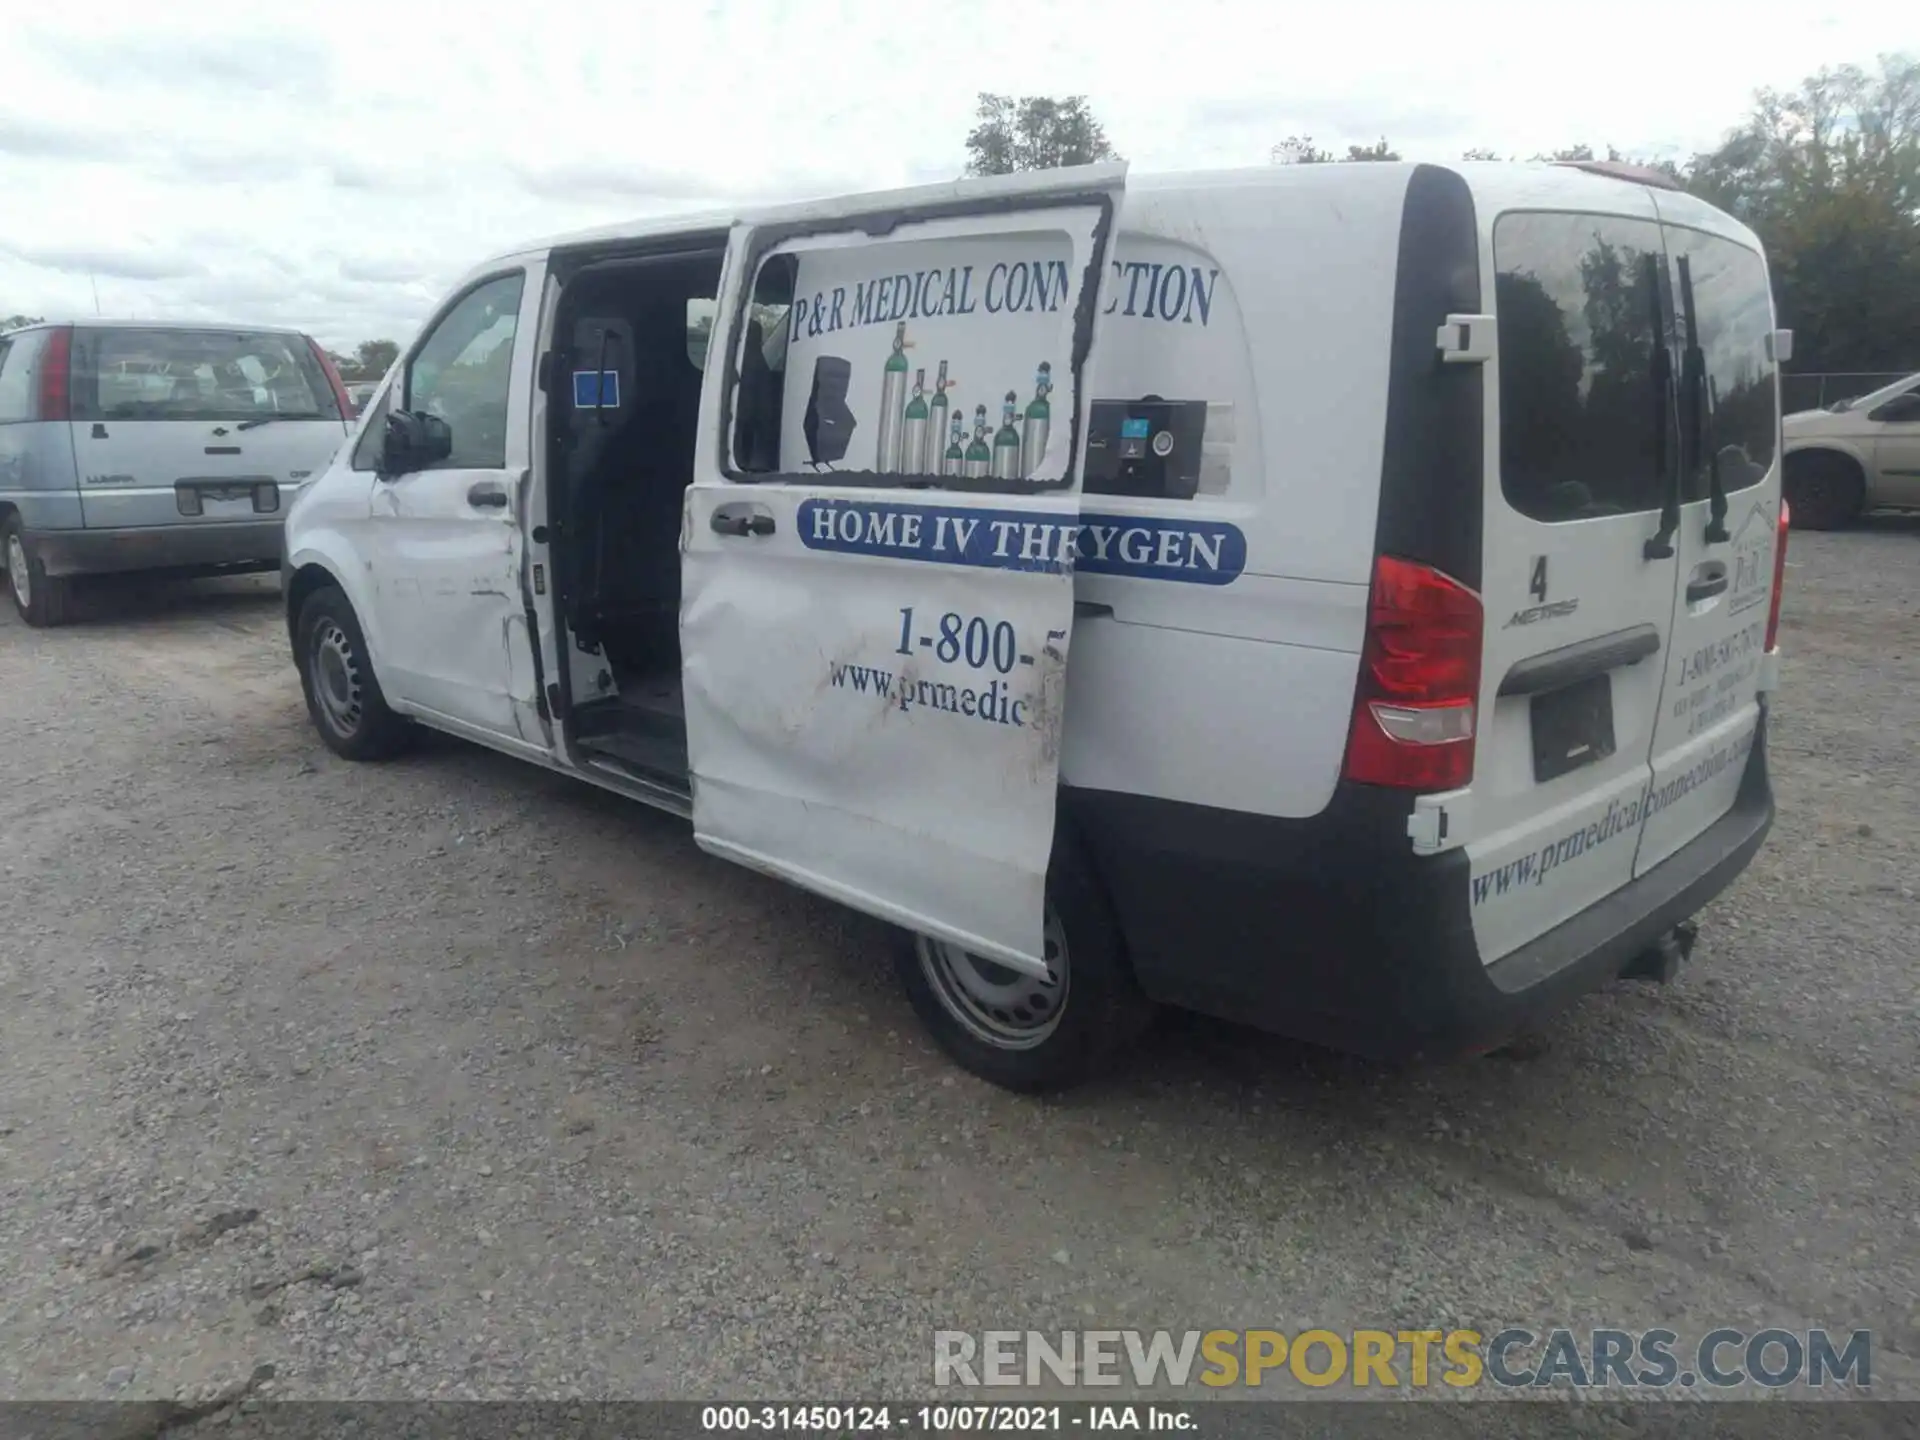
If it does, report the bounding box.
[36,326,72,421]
[307,337,355,420]
[1341,555,1483,792]
[1764,498,1789,653]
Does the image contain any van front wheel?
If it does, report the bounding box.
[895,841,1154,1092]
[295,586,411,761]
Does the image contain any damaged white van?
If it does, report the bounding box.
[283,159,1788,1090]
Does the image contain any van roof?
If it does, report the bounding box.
[483,159,1712,271]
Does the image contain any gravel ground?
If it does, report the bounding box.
[0,526,1915,1414]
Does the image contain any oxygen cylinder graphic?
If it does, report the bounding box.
[992,391,1023,480]
[964,404,991,479]
[902,369,928,479]
[942,411,966,477]
[1020,362,1052,478]
[923,360,951,475]
[875,321,909,471]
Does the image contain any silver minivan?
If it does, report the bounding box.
[0,320,354,626]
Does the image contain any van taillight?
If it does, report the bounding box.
[35,326,72,421]
[1341,555,1483,792]
[307,337,355,420]
[1764,498,1790,653]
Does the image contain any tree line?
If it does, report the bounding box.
[964,54,1920,378]
[11,60,1914,386]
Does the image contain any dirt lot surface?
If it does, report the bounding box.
[0,527,1915,1415]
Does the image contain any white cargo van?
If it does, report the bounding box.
[282,160,1788,1090]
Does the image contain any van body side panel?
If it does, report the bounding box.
[1057,172,1404,819]
[0,423,85,532]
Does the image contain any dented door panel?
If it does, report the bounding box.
[682,169,1126,972]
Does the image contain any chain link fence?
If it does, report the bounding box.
[1780,371,1912,414]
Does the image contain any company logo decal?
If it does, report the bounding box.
[796,500,1246,585]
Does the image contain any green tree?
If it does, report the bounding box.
[352,339,401,379]
[1344,138,1401,162]
[965,94,1121,176]
[1272,136,1399,164]
[1683,53,1920,374]
[2,314,43,332]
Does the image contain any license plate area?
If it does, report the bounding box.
[176,479,279,518]
[1530,672,1616,783]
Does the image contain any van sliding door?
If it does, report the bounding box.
[681,165,1126,973]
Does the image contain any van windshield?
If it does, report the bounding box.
[72,328,339,425]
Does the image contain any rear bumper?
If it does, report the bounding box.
[1065,710,1775,1062]
[26,522,285,579]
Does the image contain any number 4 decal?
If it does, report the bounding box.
[1529,556,1548,603]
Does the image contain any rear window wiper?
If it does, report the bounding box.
[237,412,326,430]
[1643,251,1680,560]
[1675,257,1730,544]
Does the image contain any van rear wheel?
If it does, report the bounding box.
[895,837,1154,1092]
[295,586,411,761]
[4,517,75,628]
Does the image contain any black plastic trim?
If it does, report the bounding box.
[1497,623,1661,697]
[1374,164,1484,590]
[1063,710,1773,1062]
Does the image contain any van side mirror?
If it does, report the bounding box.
[378,409,454,477]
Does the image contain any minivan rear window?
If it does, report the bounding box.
[71,328,340,425]
[1493,212,1670,522]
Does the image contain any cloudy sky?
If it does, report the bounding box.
[0,1,1894,352]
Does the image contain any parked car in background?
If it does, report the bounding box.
[344,380,381,415]
[0,320,354,625]
[1782,370,1920,528]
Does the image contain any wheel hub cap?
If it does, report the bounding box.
[918,907,1069,1050]
[7,535,28,609]
[312,621,362,734]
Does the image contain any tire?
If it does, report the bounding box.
[1783,451,1864,531]
[294,585,412,761]
[4,517,76,628]
[895,831,1156,1092]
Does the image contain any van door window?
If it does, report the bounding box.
[404,272,525,469]
[350,389,391,471]
[1493,212,1670,522]
[0,336,25,422]
[1660,227,1777,499]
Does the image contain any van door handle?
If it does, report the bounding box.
[711,506,775,537]
[1685,563,1729,604]
[468,482,509,509]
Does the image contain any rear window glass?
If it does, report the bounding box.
[1663,227,1776,499]
[72,328,338,424]
[0,330,48,423]
[1494,212,1670,522]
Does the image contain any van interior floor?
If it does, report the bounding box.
[570,659,689,786]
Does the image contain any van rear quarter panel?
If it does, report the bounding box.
[0,421,83,530]
[1060,168,1410,820]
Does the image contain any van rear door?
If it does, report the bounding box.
[1632,196,1781,876]
[1467,195,1686,963]
[69,327,349,533]
[681,166,1125,974]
